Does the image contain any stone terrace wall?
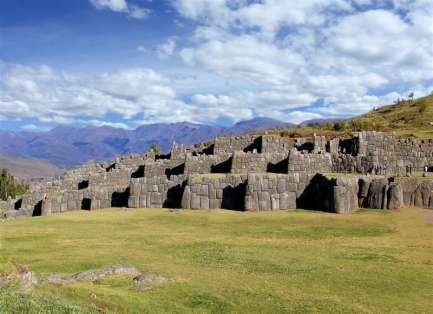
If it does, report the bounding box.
[398,178,433,208]
[332,177,360,213]
[112,154,155,169]
[3,153,149,218]
[214,135,260,154]
[231,151,268,174]
[246,174,359,213]
[142,159,185,178]
[184,154,232,174]
[4,131,433,220]
[261,136,295,154]
[128,175,187,209]
[331,154,362,174]
[231,151,289,174]
[88,168,131,187]
[357,131,433,174]
[288,150,332,174]
[245,174,298,211]
[181,174,247,210]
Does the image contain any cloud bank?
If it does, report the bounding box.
[2,0,433,130]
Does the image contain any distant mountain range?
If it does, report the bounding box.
[0,117,294,170]
[0,154,64,180]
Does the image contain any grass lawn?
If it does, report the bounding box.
[1,207,433,313]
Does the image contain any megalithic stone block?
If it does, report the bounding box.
[387,183,403,210]
[128,196,139,208]
[191,193,201,209]
[333,186,349,214]
[181,186,191,209]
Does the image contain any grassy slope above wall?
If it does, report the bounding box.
[253,94,433,139]
[1,207,433,313]
[344,94,433,138]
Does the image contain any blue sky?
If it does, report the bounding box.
[1,0,433,131]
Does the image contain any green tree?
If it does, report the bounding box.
[149,144,161,155]
[333,122,345,131]
[0,168,29,201]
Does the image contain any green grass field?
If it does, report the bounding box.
[1,207,433,313]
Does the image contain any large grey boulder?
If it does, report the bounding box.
[366,179,388,209]
[357,177,371,207]
[333,177,359,213]
[181,186,191,209]
[333,186,349,213]
[387,182,403,210]
[414,181,433,208]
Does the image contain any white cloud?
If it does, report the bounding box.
[328,10,408,63]
[4,1,433,129]
[21,124,52,132]
[172,0,433,118]
[90,0,128,12]
[157,39,177,59]
[89,0,150,19]
[136,45,147,53]
[173,0,352,37]
[181,35,304,85]
[285,111,324,124]
[0,63,179,122]
[128,5,151,19]
[0,62,269,126]
[84,120,131,129]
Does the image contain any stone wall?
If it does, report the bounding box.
[128,175,187,209]
[288,150,332,174]
[261,135,295,154]
[398,178,433,208]
[170,143,188,160]
[313,135,327,153]
[184,154,232,174]
[141,159,185,179]
[329,138,340,154]
[332,154,361,173]
[357,131,433,174]
[214,135,260,154]
[231,151,290,174]
[181,174,247,210]
[4,131,433,220]
[332,177,360,213]
[0,199,14,213]
[231,151,268,174]
[245,174,298,211]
